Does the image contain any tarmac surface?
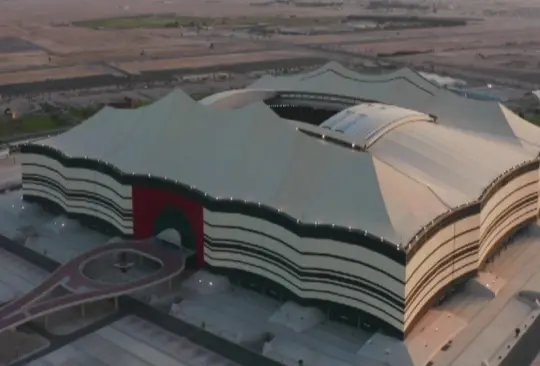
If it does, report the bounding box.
[0,238,184,334]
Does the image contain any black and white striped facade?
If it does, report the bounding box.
[204,209,406,331]
[21,146,540,338]
[21,148,407,336]
[22,153,133,235]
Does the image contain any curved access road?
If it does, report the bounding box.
[0,239,184,333]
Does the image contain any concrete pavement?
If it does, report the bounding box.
[0,238,184,334]
[431,236,540,366]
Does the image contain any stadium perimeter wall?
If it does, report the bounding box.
[21,148,407,338]
[403,160,539,335]
[19,146,540,339]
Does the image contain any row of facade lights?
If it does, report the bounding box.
[32,144,396,248]
[480,159,534,199]
[26,95,539,254]
[295,127,361,151]
[43,145,530,253]
[409,159,537,248]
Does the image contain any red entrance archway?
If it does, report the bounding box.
[132,186,204,267]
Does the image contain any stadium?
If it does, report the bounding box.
[20,62,540,339]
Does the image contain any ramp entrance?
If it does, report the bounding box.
[155,228,196,266]
[153,208,198,268]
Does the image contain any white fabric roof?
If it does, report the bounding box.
[36,90,400,243]
[248,61,532,147]
[503,105,540,153]
[202,63,540,242]
[33,64,540,246]
[368,122,533,207]
[320,103,433,149]
[314,101,534,208]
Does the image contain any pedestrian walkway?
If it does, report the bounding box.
[431,235,540,366]
[27,315,239,366]
[0,238,184,334]
[0,247,49,303]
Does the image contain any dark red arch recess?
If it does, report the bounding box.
[132,186,205,267]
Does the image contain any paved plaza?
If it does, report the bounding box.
[0,247,49,304]
[0,188,239,366]
[2,161,540,365]
[430,226,540,366]
[27,315,239,366]
[0,238,185,334]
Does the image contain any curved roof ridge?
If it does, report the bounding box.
[245,65,531,145]
[372,156,450,244]
[200,88,278,109]
[28,82,540,252]
[364,115,433,149]
[374,154,451,210]
[248,62,440,102]
[320,103,433,149]
[396,67,447,92]
[97,90,202,160]
[38,88,298,164]
[300,61,385,81]
[298,63,438,97]
[150,89,291,134]
[500,104,540,153]
[33,90,402,243]
[445,117,523,148]
[430,97,523,143]
[151,88,197,107]
[312,62,424,84]
[223,100,281,120]
[368,120,535,207]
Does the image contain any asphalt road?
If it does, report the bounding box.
[0,57,327,97]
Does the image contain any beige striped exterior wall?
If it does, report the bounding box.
[20,147,540,339]
[538,166,540,215]
[22,153,133,235]
[204,210,406,331]
[404,214,479,329]
[404,165,539,334]
[479,170,538,263]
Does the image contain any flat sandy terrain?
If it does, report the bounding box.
[0,65,110,85]
[115,49,318,74]
[0,0,539,88]
[0,0,353,24]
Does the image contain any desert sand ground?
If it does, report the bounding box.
[0,0,539,90]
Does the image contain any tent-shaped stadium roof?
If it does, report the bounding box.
[35,89,434,245]
[31,71,540,246]
[319,103,434,149]
[247,61,540,153]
